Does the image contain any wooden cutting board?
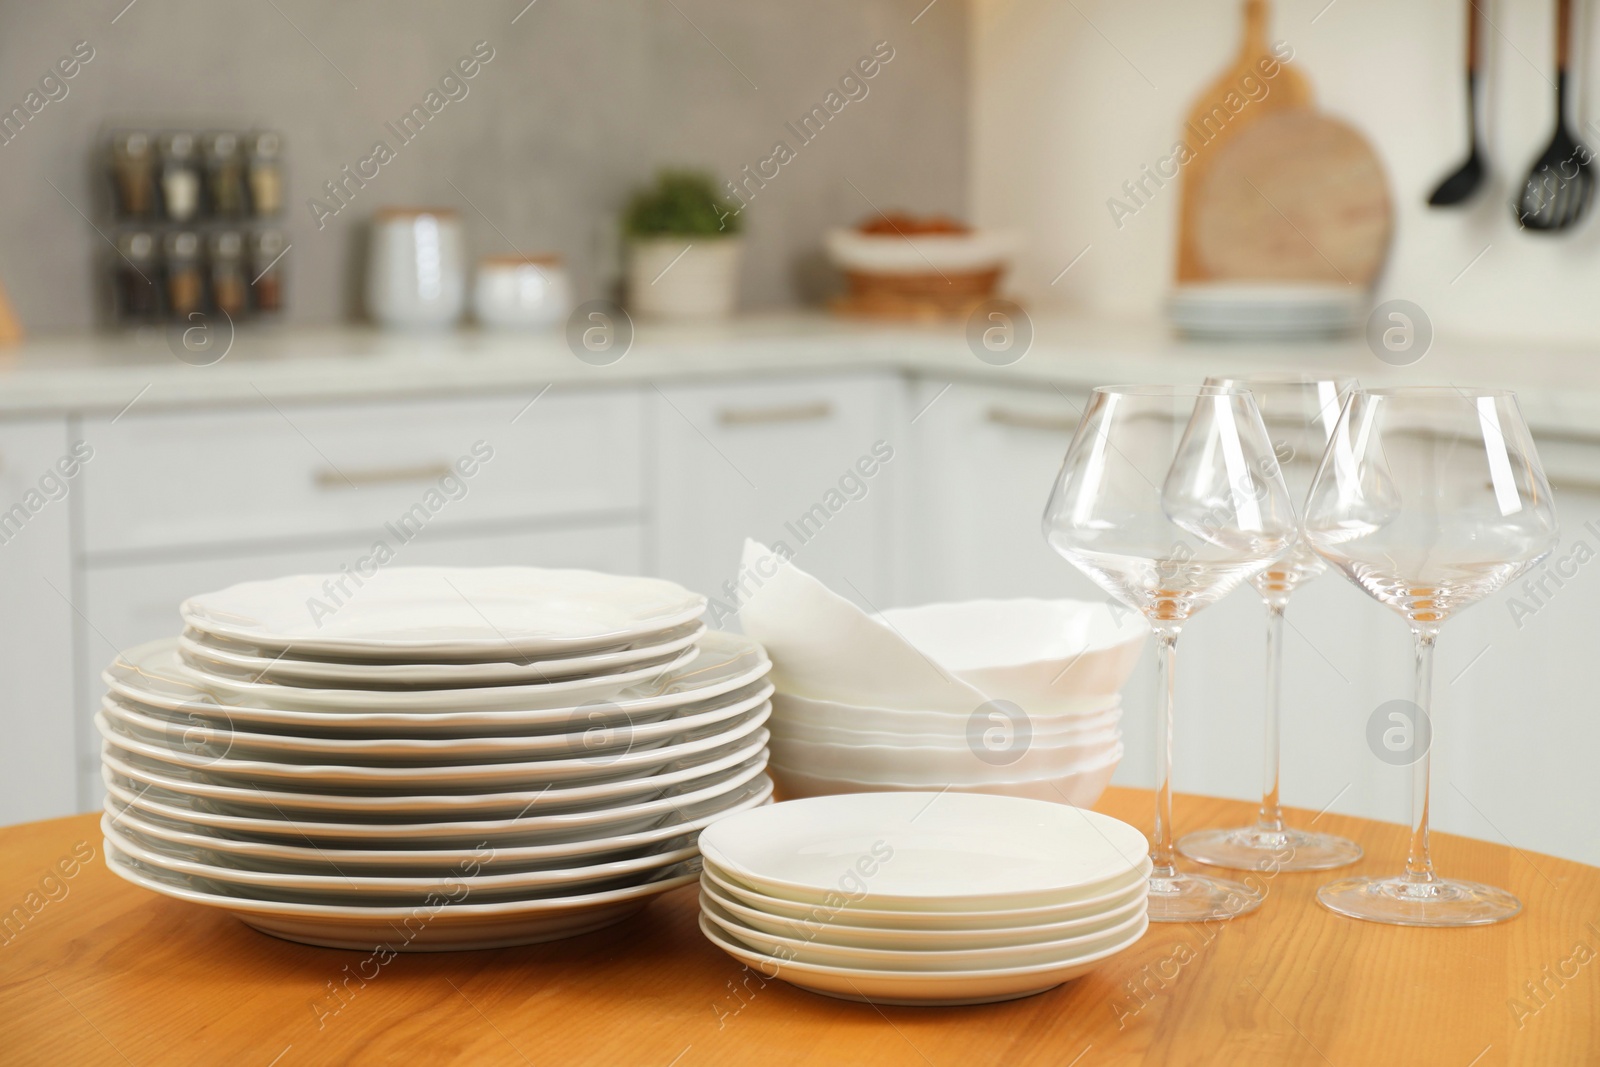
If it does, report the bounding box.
[1191,108,1393,285]
[1174,0,1311,281]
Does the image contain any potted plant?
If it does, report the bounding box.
[623,170,743,320]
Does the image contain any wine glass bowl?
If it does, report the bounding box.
[1044,385,1295,921]
[1303,387,1557,926]
[1177,375,1365,874]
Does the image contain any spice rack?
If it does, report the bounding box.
[103,126,287,326]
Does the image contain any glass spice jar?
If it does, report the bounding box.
[111,131,155,218]
[203,132,247,217]
[158,132,202,222]
[163,231,204,319]
[251,229,286,313]
[247,131,284,217]
[208,231,248,318]
[114,231,160,320]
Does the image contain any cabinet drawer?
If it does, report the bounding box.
[80,389,644,555]
[653,373,898,610]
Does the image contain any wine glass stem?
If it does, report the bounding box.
[1257,599,1287,833]
[1151,625,1181,879]
[1406,627,1439,885]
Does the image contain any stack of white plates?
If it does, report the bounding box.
[696,792,1150,1005]
[1167,282,1367,341]
[99,566,774,950]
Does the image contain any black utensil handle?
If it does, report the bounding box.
[1558,0,1573,73]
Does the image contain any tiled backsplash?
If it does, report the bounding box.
[0,0,965,331]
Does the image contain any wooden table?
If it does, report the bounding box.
[2,787,1596,1066]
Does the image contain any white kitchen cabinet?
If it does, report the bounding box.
[900,377,1093,605]
[78,388,644,557]
[901,377,1393,831]
[74,521,644,810]
[652,373,900,617]
[0,419,79,823]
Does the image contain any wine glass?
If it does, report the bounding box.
[1303,387,1558,926]
[1043,385,1295,922]
[1177,376,1364,872]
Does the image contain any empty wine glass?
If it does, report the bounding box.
[1043,385,1295,922]
[1178,376,1364,872]
[1303,387,1557,926]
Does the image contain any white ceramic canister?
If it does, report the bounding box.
[473,254,572,329]
[366,207,466,329]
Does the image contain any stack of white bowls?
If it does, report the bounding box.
[98,566,774,950]
[696,792,1151,1005]
[737,542,1145,806]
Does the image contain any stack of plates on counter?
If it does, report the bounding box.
[99,566,774,951]
[696,792,1150,1005]
[737,542,1144,806]
[1166,282,1367,341]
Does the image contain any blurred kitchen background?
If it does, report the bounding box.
[1,0,1596,871]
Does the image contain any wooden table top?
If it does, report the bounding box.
[1,787,1595,1066]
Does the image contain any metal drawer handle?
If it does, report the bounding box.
[314,462,453,490]
[985,407,1078,433]
[716,401,834,427]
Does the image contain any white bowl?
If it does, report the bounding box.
[769,745,1121,809]
[769,692,1121,745]
[697,791,1147,911]
[767,729,1120,784]
[876,599,1146,711]
[700,872,1146,949]
[702,856,1152,931]
[824,228,1020,275]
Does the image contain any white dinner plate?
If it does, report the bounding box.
[101,683,773,764]
[105,818,698,903]
[698,911,1148,1006]
[96,701,771,790]
[108,840,701,950]
[701,891,1146,971]
[104,760,771,846]
[701,857,1151,930]
[102,727,770,818]
[106,631,768,734]
[697,873,1145,950]
[181,566,708,661]
[105,776,773,874]
[698,792,1147,910]
[178,621,707,688]
[174,644,701,712]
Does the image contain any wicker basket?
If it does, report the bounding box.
[830,268,1004,321]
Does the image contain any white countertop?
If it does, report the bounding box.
[4,314,1599,438]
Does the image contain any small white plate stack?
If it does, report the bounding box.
[1167,282,1368,341]
[737,542,1145,806]
[99,566,774,951]
[696,792,1150,1006]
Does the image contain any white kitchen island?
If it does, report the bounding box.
[2,314,1595,866]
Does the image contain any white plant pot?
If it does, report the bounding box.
[628,237,741,320]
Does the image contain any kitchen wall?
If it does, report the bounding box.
[0,0,966,332]
[974,0,1600,345]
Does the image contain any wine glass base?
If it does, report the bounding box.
[1177,826,1363,872]
[1316,875,1521,927]
[1148,871,1263,923]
